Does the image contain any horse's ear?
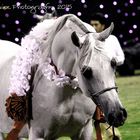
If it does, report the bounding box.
[71,31,80,47]
[33,14,44,21]
[97,22,114,41]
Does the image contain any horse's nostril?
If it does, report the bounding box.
[108,112,115,125]
[121,108,127,119]
[107,109,127,127]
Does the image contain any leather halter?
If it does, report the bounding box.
[91,86,118,140]
[89,86,118,107]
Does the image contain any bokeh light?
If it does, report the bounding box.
[104,14,109,18]
[1,24,6,28]
[40,10,45,14]
[124,2,128,7]
[113,1,117,6]
[129,29,133,34]
[81,0,86,3]
[17,28,21,32]
[16,2,21,7]
[117,9,121,13]
[15,20,20,25]
[133,24,137,29]
[99,4,104,9]
[6,32,11,36]
[129,0,134,4]
[66,7,70,12]
[124,12,128,17]
[15,37,19,42]
[5,13,9,18]
[41,3,45,7]
[0,0,139,47]
[77,12,82,16]
[132,12,136,16]
[119,34,123,38]
[121,21,125,25]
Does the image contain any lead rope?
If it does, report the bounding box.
[112,126,116,140]
[106,125,116,140]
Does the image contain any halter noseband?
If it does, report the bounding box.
[89,86,118,106]
[90,86,118,139]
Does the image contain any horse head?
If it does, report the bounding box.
[71,23,127,127]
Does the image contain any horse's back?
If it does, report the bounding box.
[0,40,28,136]
[0,39,20,68]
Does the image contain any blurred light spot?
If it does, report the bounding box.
[1,24,6,28]
[83,4,87,8]
[132,12,136,16]
[51,6,55,11]
[15,20,19,25]
[65,7,70,11]
[133,24,137,29]
[124,2,128,7]
[104,14,109,18]
[119,34,123,38]
[5,13,9,18]
[17,28,21,32]
[135,37,139,41]
[40,10,45,14]
[99,4,104,9]
[123,41,127,45]
[16,2,21,6]
[129,0,134,4]
[121,21,125,25]
[58,0,62,4]
[15,37,19,42]
[129,29,133,34]
[77,12,82,16]
[117,9,121,13]
[6,32,11,36]
[113,1,117,5]
[124,12,128,16]
[81,0,85,3]
[22,10,26,14]
[41,3,45,6]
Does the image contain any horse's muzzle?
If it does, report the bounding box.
[107,108,127,127]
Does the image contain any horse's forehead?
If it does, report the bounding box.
[88,49,111,70]
[65,19,86,34]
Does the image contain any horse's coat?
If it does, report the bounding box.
[0,14,127,140]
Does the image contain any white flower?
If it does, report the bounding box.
[41,60,79,89]
[9,36,42,96]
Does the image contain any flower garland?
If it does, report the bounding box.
[41,58,78,89]
[9,36,78,96]
[9,36,42,96]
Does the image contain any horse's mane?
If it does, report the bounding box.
[25,14,91,63]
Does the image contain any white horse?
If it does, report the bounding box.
[0,14,127,140]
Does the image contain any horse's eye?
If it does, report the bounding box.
[81,66,92,80]
[111,58,117,68]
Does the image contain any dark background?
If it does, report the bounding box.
[0,0,140,48]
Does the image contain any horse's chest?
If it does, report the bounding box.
[54,94,94,126]
[54,99,74,125]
